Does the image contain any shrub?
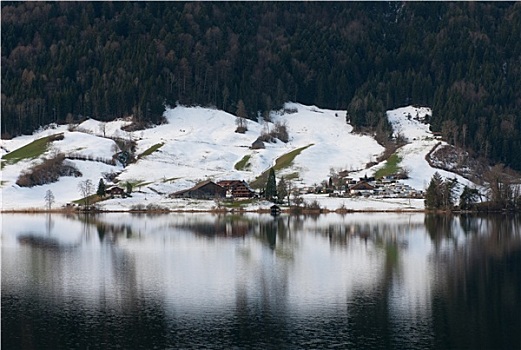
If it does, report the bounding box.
[130,204,146,211]
[146,203,168,211]
[235,125,248,134]
[102,171,120,182]
[16,153,82,187]
[272,121,289,143]
[257,121,289,144]
[305,200,321,210]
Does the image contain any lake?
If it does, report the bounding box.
[2,212,520,349]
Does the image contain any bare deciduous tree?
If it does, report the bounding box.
[235,99,248,133]
[99,122,107,138]
[78,179,93,207]
[44,189,55,210]
[484,164,516,208]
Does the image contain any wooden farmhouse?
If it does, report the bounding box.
[349,181,375,196]
[217,180,256,198]
[105,185,126,197]
[170,180,226,199]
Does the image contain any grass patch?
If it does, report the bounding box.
[133,181,153,190]
[73,194,105,206]
[122,179,149,188]
[273,144,313,171]
[250,144,313,189]
[234,154,252,171]
[1,133,63,165]
[374,153,402,179]
[283,172,300,181]
[138,142,164,159]
[162,177,181,183]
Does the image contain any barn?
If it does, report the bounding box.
[170,180,226,199]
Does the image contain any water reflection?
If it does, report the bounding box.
[2,213,520,349]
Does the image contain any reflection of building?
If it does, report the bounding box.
[169,180,226,199]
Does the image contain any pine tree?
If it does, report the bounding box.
[425,172,459,210]
[277,176,288,204]
[442,177,459,210]
[265,168,277,201]
[425,172,443,209]
[459,185,480,210]
[97,178,106,197]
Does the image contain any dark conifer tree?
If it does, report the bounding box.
[265,168,277,201]
[97,178,106,197]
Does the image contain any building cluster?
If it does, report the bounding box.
[308,175,424,199]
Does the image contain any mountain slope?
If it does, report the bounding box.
[0,104,476,211]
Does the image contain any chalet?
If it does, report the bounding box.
[106,185,126,198]
[170,180,226,199]
[349,181,375,196]
[217,180,256,198]
[251,138,265,149]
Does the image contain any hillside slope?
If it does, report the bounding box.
[1,104,475,211]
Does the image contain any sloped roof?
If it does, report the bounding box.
[350,181,375,191]
[171,180,224,196]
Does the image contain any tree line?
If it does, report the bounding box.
[2,2,521,169]
[425,169,521,212]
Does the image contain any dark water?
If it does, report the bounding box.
[2,213,520,349]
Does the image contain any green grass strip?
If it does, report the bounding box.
[1,133,63,165]
[374,153,402,179]
[234,154,251,170]
[73,194,104,205]
[250,144,313,189]
[273,144,313,171]
[138,142,164,159]
[162,177,181,183]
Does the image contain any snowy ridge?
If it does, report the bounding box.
[1,104,474,211]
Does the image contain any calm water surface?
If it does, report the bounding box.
[2,213,520,349]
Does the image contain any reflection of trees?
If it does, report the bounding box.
[259,215,416,349]
[82,216,170,348]
[93,221,134,243]
[344,234,403,349]
[431,215,521,349]
[458,213,484,235]
[425,214,455,250]
[172,214,254,237]
[257,216,289,250]
[45,213,54,235]
[9,213,520,348]
[232,216,291,348]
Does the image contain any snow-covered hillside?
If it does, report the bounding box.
[357,106,475,191]
[0,103,474,211]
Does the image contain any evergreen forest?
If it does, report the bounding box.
[2,2,521,169]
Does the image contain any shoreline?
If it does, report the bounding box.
[1,206,427,215]
[2,207,517,215]
[0,207,477,215]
